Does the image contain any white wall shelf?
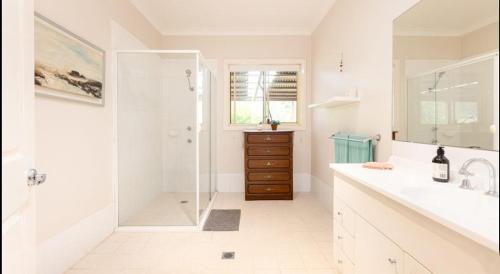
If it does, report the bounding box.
[308,96,360,109]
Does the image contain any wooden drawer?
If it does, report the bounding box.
[247,181,291,186]
[247,184,290,194]
[247,133,290,144]
[247,159,290,169]
[334,220,355,263]
[248,172,291,181]
[334,196,356,237]
[247,146,290,156]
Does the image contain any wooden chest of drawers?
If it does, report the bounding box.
[244,130,293,200]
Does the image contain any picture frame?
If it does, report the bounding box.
[34,13,105,106]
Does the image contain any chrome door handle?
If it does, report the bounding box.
[388,258,397,264]
[27,169,46,187]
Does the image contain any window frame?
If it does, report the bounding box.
[223,59,306,131]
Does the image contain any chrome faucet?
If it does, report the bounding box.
[459,158,498,197]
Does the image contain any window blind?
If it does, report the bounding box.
[230,70,298,102]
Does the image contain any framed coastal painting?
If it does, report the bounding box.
[34,13,105,105]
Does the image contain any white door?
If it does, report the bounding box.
[2,0,40,273]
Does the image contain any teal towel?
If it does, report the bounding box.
[333,133,374,163]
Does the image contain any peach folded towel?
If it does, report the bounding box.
[362,162,394,170]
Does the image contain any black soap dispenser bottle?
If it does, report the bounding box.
[432,146,450,183]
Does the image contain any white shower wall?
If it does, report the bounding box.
[161,58,197,194]
[117,53,164,224]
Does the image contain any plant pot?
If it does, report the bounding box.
[271,124,278,130]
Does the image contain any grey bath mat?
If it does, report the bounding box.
[203,209,241,231]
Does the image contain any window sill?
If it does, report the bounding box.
[223,124,306,131]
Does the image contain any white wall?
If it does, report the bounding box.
[162,35,312,192]
[309,0,420,210]
[33,0,162,273]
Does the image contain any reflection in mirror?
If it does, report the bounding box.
[392,0,499,151]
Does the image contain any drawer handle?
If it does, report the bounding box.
[388,258,397,265]
[266,161,272,166]
[265,175,272,179]
[266,149,271,153]
[265,136,272,141]
[266,188,273,191]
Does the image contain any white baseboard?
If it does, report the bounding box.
[294,173,311,192]
[37,204,114,274]
[217,173,245,192]
[217,172,311,192]
[311,175,333,213]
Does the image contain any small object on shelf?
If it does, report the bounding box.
[339,52,344,72]
[362,162,394,170]
[432,146,450,183]
[270,120,280,131]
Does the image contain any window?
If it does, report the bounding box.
[228,64,300,125]
[419,101,448,125]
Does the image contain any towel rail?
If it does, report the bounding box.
[329,133,381,144]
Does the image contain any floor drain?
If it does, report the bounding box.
[180,200,188,204]
[221,252,235,260]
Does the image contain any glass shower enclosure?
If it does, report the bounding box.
[406,52,498,150]
[116,50,216,228]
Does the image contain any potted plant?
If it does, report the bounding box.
[270,120,280,131]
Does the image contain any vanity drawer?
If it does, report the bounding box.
[247,159,290,169]
[334,197,356,237]
[248,172,291,181]
[247,184,291,194]
[334,245,355,274]
[247,146,290,156]
[247,133,290,144]
[334,220,355,263]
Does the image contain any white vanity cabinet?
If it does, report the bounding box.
[355,216,404,274]
[404,254,433,274]
[332,172,500,274]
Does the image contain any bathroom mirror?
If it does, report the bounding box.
[392,0,499,151]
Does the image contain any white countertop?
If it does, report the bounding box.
[330,158,499,253]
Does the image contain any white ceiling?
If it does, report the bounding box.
[394,0,499,36]
[129,0,337,35]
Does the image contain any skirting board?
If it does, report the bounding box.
[311,175,333,213]
[217,173,311,193]
[37,204,114,274]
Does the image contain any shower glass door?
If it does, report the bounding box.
[198,61,212,217]
[117,51,198,226]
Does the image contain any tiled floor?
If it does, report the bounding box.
[121,192,211,226]
[67,193,336,274]
[121,192,194,226]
